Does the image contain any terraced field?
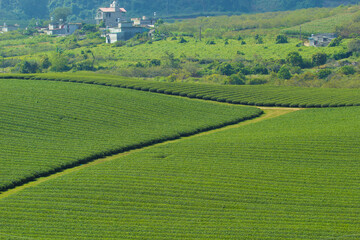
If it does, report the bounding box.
[0,78,261,192]
[0,105,359,239]
[2,73,360,107]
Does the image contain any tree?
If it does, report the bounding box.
[216,63,235,76]
[51,8,72,24]
[277,66,292,79]
[40,55,51,69]
[341,65,356,75]
[317,69,332,79]
[348,39,360,53]
[312,53,327,66]
[276,35,288,44]
[50,54,69,72]
[16,60,40,73]
[286,51,303,67]
[225,73,245,85]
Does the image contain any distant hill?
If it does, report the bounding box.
[0,0,359,21]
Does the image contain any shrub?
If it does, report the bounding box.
[276,35,288,44]
[206,40,216,45]
[216,63,235,76]
[286,52,303,67]
[40,55,51,69]
[340,65,356,75]
[312,53,327,66]
[277,66,292,80]
[317,69,332,79]
[348,38,360,53]
[328,37,342,47]
[149,59,161,66]
[225,73,245,85]
[178,37,188,43]
[332,51,351,60]
[50,55,70,72]
[16,60,40,73]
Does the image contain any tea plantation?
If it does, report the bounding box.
[2,73,360,107]
[0,78,261,192]
[0,106,358,239]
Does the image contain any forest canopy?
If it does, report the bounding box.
[0,0,359,21]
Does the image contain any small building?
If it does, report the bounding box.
[309,33,336,47]
[131,16,156,27]
[46,23,81,35]
[105,22,146,43]
[1,23,20,32]
[96,1,126,28]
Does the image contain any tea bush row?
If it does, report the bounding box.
[1,107,359,239]
[0,78,261,192]
[2,73,359,107]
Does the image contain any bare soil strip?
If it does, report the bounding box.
[0,107,301,200]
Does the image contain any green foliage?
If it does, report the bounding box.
[226,73,246,85]
[347,38,360,53]
[178,37,188,43]
[73,60,96,71]
[1,106,359,238]
[276,35,288,44]
[40,55,51,69]
[312,52,327,66]
[216,62,235,76]
[5,73,360,107]
[14,60,40,73]
[277,65,292,79]
[317,69,332,79]
[328,36,342,47]
[286,51,303,67]
[149,59,161,66]
[0,78,261,191]
[50,7,71,23]
[341,65,356,75]
[50,54,70,72]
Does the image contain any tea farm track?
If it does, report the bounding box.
[0,107,299,200]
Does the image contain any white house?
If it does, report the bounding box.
[309,33,336,47]
[96,1,126,28]
[1,23,20,32]
[46,23,81,35]
[105,22,146,43]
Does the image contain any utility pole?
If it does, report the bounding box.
[199,26,202,41]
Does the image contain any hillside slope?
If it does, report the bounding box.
[0,0,358,21]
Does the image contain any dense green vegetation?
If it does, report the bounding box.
[0,0,357,21]
[1,5,360,90]
[2,5,360,88]
[3,73,359,107]
[0,106,358,239]
[0,78,261,192]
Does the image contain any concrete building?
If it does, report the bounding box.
[131,16,156,27]
[46,23,81,35]
[105,22,146,43]
[96,1,126,28]
[1,23,20,32]
[309,33,336,47]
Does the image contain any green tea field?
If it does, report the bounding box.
[0,78,261,192]
[0,77,359,239]
[3,73,360,107]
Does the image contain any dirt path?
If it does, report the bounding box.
[0,107,301,200]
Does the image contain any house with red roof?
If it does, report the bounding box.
[96,1,126,27]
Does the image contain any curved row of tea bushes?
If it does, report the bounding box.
[0,79,261,192]
[2,73,359,107]
[1,107,359,239]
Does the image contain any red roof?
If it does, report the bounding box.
[99,8,126,13]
